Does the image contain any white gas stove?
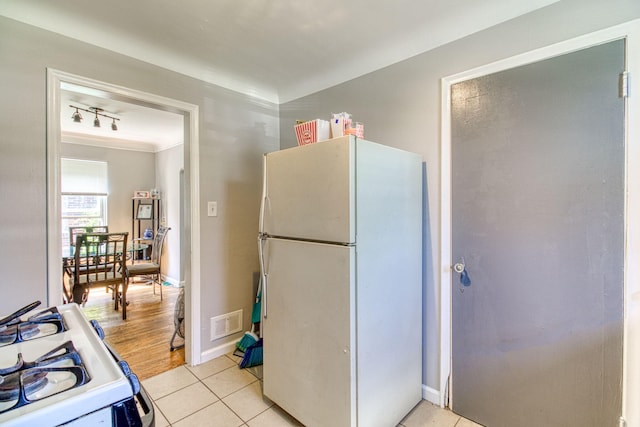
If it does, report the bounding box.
[0,302,154,426]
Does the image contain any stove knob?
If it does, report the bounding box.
[117,361,141,394]
[118,360,132,376]
[128,372,141,395]
[90,320,105,340]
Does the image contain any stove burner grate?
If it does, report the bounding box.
[0,341,90,413]
[0,307,67,347]
[0,370,48,401]
[0,324,40,345]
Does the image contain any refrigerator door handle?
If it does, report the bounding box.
[258,154,269,319]
[263,273,268,319]
[259,154,268,235]
[258,235,268,319]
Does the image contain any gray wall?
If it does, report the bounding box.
[279,0,640,394]
[0,16,279,354]
[3,0,640,400]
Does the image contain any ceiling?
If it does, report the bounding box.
[1,0,559,148]
[60,83,184,152]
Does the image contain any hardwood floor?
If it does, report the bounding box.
[80,280,185,380]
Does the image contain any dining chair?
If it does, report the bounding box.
[70,232,130,319]
[125,226,170,301]
[69,225,109,247]
[64,226,110,302]
[65,226,109,275]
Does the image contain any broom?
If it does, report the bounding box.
[239,276,264,368]
[236,325,258,353]
[236,277,262,352]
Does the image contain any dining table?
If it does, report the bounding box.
[62,241,149,296]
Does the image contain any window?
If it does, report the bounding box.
[61,159,108,250]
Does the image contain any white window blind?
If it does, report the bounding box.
[61,158,108,195]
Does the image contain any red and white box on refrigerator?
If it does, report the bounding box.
[295,119,330,146]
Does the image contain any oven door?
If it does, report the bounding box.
[87,320,154,427]
[102,340,154,427]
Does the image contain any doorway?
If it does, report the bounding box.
[46,69,201,367]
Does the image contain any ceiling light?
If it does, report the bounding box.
[69,104,120,131]
[91,107,103,128]
[71,108,83,123]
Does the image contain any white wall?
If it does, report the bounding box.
[156,144,184,284]
[279,0,640,409]
[61,142,156,237]
[0,16,280,357]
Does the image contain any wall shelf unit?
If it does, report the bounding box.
[132,198,161,260]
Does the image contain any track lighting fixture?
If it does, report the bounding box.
[71,107,83,123]
[69,105,120,131]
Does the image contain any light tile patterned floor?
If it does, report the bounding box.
[141,353,481,427]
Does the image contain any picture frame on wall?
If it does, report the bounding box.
[136,204,153,220]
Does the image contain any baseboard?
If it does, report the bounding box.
[161,275,180,287]
[199,340,238,364]
[423,385,441,406]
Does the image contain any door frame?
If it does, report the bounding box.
[46,69,203,366]
[440,19,640,423]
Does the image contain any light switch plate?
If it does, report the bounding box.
[207,201,218,217]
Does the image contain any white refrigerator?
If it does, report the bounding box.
[258,135,423,427]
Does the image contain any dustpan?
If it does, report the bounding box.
[240,338,263,368]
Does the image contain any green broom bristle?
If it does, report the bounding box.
[236,331,258,352]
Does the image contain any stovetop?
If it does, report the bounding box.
[0,303,134,426]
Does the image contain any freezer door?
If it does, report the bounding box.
[262,238,356,427]
[263,136,355,243]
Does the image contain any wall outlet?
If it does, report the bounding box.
[207,201,218,217]
[210,309,242,341]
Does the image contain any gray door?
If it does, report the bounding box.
[451,40,625,427]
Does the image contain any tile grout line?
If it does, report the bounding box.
[162,354,268,425]
[146,366,213,426]
[219,355,271,425]
[146,351,278,425]
[222,353,273,425]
